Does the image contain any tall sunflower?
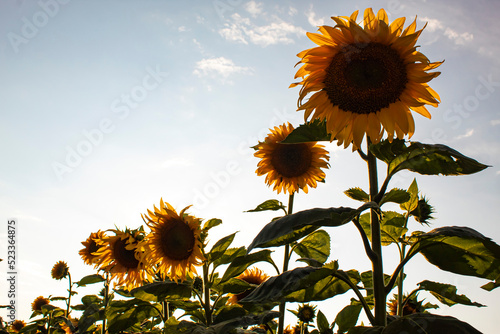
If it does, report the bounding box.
[79,230,106,266]
[31,296,50,313]
[51,261,69,280]
[228,267,269,305]
[93,228,152,290]
[291,8,442,150]
[141,199,205,282]
[254,123,330,194]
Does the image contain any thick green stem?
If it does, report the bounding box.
[278,193,295,334]
[203,262,212,326]
[66,272,72,317]
[102,273,110,334]
[397,243,407,316]
[367,140,386,326]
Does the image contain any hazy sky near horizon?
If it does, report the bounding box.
[1,0,500,332]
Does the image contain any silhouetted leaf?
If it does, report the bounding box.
[293,230,330,265]
[417,280,484,307]
[380,188,410,206]
[131,281,192,302]
[344,187,369,202]
[208,232,237,262]
[281,119,331,143]
[382,313,482,334]
[76,274,105,287]
[359,211,407,246]
[246,199,286,212]
[221,250,275,283]
[334,304,363,333]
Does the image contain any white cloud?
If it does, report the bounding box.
[454,128,474,140]
[178,26,187,32]
[419,17,473,46]
[193,57,253,80]
[244,1,263,17]
[219,13,306,47]
[289,6,298,16]
[491,119,500,126]
[306,5,325,27]
[421,17,444,32]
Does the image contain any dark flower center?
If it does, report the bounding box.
[324,42,408,114]
[88,240,100,254]
[113,238,140,269]
[271,143,312,178]
[160,219,195,261]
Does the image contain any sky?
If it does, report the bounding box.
[1,0,499,332]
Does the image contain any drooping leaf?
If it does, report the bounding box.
[359,211,408,246]
[220,249,275,283]
[246,199,286,213]
[76,274,105,287]
[417,280,484,307]
[344,187,370,202]
[379,188,410,206]
[408,226,500,283]
[280,119,331,143]
[293,230,331,265]
[247,202,377,252]
[371,139,489,177]
[382,313,482,334]
[130,281,192,302]
[207,232,237,262]
[334,304,363,333]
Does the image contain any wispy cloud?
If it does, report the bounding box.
[244,1,263,17]
[219,13,306,47]
[193,57,253,84]
[491,119,500,126]
[419,17,473,46]
[306,5,326,27]
[454,128,474,140]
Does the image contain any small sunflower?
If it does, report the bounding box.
[9,320,26,333]
[254,123,330,194]
[228,267,269,305]
[141,199,205,282]
[295,303,317,323]
[51,261,69,280]
[93,228,152,290]
[291,8,442,150]
[31,296,50,312]
[79,230,106,266]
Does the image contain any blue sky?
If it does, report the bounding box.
[1,0,499,332]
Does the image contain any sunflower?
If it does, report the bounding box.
[93,228,152,290]
[79,230,106,266]
[254,123,330,194]
[141,199,205,282]
[51,260,69,280]
[59,317,78,334]
[228,267,269,305]
[295,303,317,323]
[31,296,50,312]
[9,320,25,333]
[291,8,442,150]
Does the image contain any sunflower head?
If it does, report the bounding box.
[254,123,330,194]
[51,261,69,280]
[141,199,205,282]
[410,196,435,225]
[93,228,152,290]
[292,8,442,150]
[31,296,50,313]
[387,294,427,315]
[9,320,26,333]
[228,267,269,305]
[295,303,317,323]
[79,230,107,266]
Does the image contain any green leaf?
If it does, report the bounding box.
[417,280,484,307]
[130,281,192,302]
[360,271,392,297]
[212,246,247,268]
[481,275,500,291]
[75,274,105,287]
[400,179,419,212]
[344,188,369,202]
[382,313,482,334]
[408,226,500,283]
[316,310,331,333]
[248,202,377,252]
[208,232,237,262]
[359,211,408,246]
[280,119,331,143]
[334,304,363,333]
[213,305,247,324]
[107,300,158,333]
[220,249,275,282]
[246,199,286,212]
[379,188,410,206]
[217,278,253,295]
[371,139,489,177]
[293,230,331,265]
[347,327,383,334]
[203,218,222,231]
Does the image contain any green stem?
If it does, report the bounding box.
[334,271,375,325]
[397,243,406,316]
[66,272,72,317]
[367,140,386,327]
[203,262,212,326]
[102,273,110,334]
[278,193,295,334]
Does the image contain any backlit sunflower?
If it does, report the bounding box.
[9,320,25,333]
[79,230,106,266]
[51,260,69,280]
[31,296,50,312]
[93,228,152,290]
[228,267,269,305]
[254,123,330,194]
[141,199,205,282]
[291,8,442,150]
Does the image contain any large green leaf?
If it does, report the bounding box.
[408,226,500,283]
[207,232,237,262]
[247,203,377,252]
[220,250,275,283]
[246,199,286,213]
[417,280,484,307]
[280,119,331,143]
[379,188,410,207]
[370,139,488,177]
[212,246,247,268]
[107,299,159,333]
[130,281,192,302]
[75,274,105,287]
[293,230,331,265]
[382,313,482,334]
[334,304,363,333]
[359,211,408,246]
